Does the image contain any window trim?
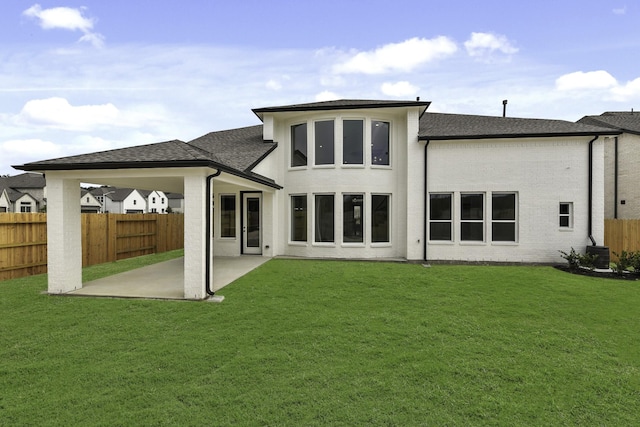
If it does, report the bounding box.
[342,118,365,167]
[290,194,308,244]
[371,193,391,246]
[491,192,518,243]
[460,192,485,243]
[313,193,335,246]
[314,119,335,167]
[220,194,237,239]
[342,193,365,246]
[290,122,308,169]
[559,202,573,229]
[370,119,391,168]
[429,193,454,242]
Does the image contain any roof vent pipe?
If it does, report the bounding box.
[502,100,508,117]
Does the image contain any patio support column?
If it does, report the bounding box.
[46,174,82,294]
[183,172,208,299]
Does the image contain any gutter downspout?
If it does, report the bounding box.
[588,136,598,246]
[423,140,430,261]
[205,170,222,296]
[614,136,619,219]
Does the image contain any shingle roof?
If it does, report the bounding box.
[253,99,430,120]
[419,112,621,140]
[577,112,640,135]
[2,172,46,188]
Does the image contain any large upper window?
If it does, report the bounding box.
[343,194,364,243]
[315,195,334,243]
[429,193,453,241]
[372,194,390,243]
[315,120,334,165]
[371,121,390,165]
[220,195,236,238]
[492,193,517,242]
[291,195,307,242]
[291,123,307,167]
[461,193,484,241]
[343,119,364,165]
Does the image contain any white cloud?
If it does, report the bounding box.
[17,97,120,131]
[333,36,458,74]
[464,32,518,59]
[613,6,627,15]
[611,77,640,100]
[555,70,618,91]
[266,79,282,90]
[2,138,61,157]
[23,4,105,48]
[381,81,420,97]
[315,91,340,102]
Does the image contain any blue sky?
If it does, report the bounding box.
[1,0,639,175]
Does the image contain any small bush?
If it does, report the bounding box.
[613,250,640,276]
[559,247,599,272]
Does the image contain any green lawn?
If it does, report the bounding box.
[1,254,640,426]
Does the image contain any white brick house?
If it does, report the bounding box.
[14,100,619,299]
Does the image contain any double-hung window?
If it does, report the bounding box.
[220,194,236,238]
[291,123,307,167]
[559,202,573,228]
[371,121,390,165]
[315,195,334,243]
[429,193,453,241]
[343,119,364,165]
[291,195,307,242]
[343,194,364,243]
[491,193,517,242]
[315,120,334,165]
[461,193,484,241]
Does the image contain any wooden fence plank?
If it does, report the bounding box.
[0,213,183,281]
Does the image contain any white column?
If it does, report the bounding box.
[405,108,424,261]
[183,172,208,299]
[46,174,82,293]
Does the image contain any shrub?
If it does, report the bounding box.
[614,250,640,276]
[559,247,599,272]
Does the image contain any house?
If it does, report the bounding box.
[166,192,184,213]
[0,173,46,212]
[14,99,620,299]
[577,112,640,219]
[142,190,168,213]
[80,190,102,213]
[101,188,147,214]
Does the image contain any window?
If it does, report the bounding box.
[86,197,90,203]
[559,202,573,228]
[315,120,334,165]
[429,193,453,241]
[372,194,390,243]
[20,203,31,213]
[291,195,307,242]
[152,197,156,203]
[315,195,334,243]
[291,123,307,167]
[220,195,236,238]
[343,194,364,243]
[461,193,484,241]
[151,208,157,213]
[161,198,165,204]
[492,193,517,242]
[133,200,137,205]
[371,121,390,165]
[343,119,364,165]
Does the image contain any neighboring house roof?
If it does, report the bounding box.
[419,112,621,140]
[104,188,138,202]
[166,192,184,200]
[577,112,640,136]
[2,172,46,188]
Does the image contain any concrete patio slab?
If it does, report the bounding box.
[68,256,269,300]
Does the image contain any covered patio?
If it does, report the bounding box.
[69,256,270,300]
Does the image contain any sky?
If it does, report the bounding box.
[1,0,639,175]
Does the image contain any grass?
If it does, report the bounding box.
[1,254,640,426]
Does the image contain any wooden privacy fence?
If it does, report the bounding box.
[604,219,640,261]
[0,213,184,281]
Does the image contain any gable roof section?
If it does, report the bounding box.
[577,112,640,135]
[15,137,281,189]
[419,112,621,140]
[3,172,46,189]
[253,99,430,120]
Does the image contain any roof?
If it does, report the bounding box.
[252,99,430,120]
[0,172,45,189]
[577,112,640,135]
[419,112,621,140]
[15,136,281,189]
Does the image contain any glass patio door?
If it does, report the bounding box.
[242,193,261,255]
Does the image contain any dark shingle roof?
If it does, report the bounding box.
[2,172,46,188]
[577,112,640,135]
[419,112,621,140]
[187,125,276,172]
[253,99,430,120]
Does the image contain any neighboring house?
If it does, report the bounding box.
[578,111,640,219]
[81,190,102,213]
[102,188,147,214]
[0,173,45,212]
[14,99,619,299]
[166,192,184,213]
[143,190,168,213]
